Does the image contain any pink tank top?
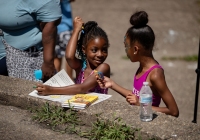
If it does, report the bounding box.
[132,65,162,107]
[75,69,108,94]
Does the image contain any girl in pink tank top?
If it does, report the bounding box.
[133,65,162,107]
[96,11,179,117]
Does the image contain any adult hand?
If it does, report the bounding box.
[41,62,56,82]
[126,93,140,106]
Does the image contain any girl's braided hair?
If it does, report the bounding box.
[76,21,109,70]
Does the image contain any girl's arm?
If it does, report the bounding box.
[37,83,90,95]
[36,63,111,95]
[65,17,83,70]
[149,68,179,117]
[96,69,132,98]
[110,81,132,98]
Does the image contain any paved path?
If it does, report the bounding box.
[64,0,200,123]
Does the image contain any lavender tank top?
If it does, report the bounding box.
[132,65,163,107]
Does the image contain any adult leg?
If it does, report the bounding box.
[65,59,73,79]
[54,56,73,79]
[54,31,73,79]
[0,57,8,76]
[54,57,62,72]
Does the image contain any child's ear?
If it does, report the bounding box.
[82,45,86,54]
[134,45,139,54]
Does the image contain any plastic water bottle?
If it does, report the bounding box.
[139,82,153,122]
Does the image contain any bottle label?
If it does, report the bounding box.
[140,96,152,103]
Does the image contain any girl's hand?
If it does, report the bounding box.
[96,76,112,89]
[73,16,84,32]
[126,93,140,106]
[36,84,52,96]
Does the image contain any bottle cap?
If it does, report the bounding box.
[34,69,42,80]
[143,82,149,85]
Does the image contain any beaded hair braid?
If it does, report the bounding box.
[76,21,109,70]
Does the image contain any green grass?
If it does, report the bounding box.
[161,55,198,62]
[30,103,158,140]
[81,114,141,140]
[122,55,129,60]
[30,102,82,133]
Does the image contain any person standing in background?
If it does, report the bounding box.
[0,0,62,82]
[54,0,75,79]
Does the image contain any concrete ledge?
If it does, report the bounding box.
[0,75,200,140]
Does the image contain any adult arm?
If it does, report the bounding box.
[35,0,62,82]
[40,19,61,82]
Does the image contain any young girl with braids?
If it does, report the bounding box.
[36,16,110,95]
[96,11,179,117]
